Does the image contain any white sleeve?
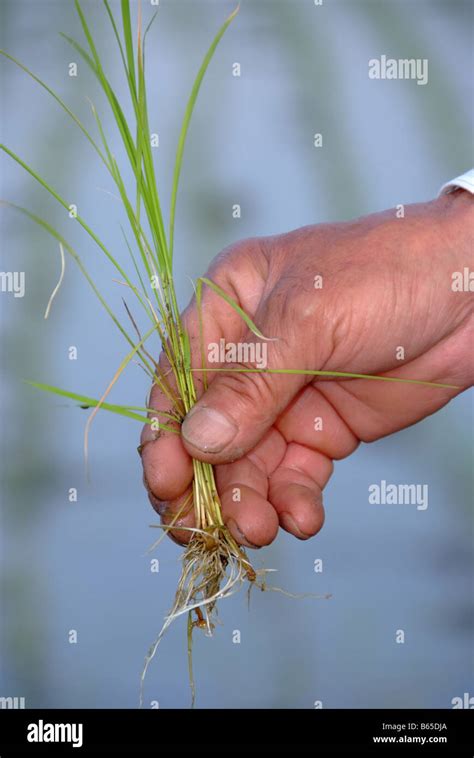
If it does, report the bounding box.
[439,168,474,195]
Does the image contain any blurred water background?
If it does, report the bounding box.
[0,0,472,708]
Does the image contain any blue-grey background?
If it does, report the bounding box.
[0,0,472,708]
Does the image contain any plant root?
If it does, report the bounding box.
[139,522,254,707]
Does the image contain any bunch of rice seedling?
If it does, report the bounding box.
[1,0,457,706]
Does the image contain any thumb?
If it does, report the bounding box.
[180,317,310,463]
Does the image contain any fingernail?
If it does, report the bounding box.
[143,473,168,515]
[154,499,169,516]
[280,512,311,540]
[182,406,238,453]
[226,518,261,549]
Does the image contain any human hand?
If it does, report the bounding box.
[141,190,473,547]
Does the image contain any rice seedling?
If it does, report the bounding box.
[1,0,458,706]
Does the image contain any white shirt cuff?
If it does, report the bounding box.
[439,168,474,196]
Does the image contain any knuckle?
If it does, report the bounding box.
[215,363,277,417]
[208,237,263,278]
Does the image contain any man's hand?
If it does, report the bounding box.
[141,191,473,547]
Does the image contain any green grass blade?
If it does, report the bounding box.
[1,145,140,296]
[83,322,164,464]
[195,278,208,391]
[111,0,142,218]
[72,2,137,169]
[143,11,158,45]
[105,0,166,269]
[2,202,156,377]
[103,1,130,85]
[121,0,136,92]
[26,381,177,431]
[192,367,459,390]
[59,32,97,71]
[27,382,150,423]
[136,21,169,274]
[169,5,240,259]
[0,49,108,167]
[121,228,150,305]
[86,96,114,171]
[200,276,276,341]
[70,3,169,277]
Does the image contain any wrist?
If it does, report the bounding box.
[429,189,473,268]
